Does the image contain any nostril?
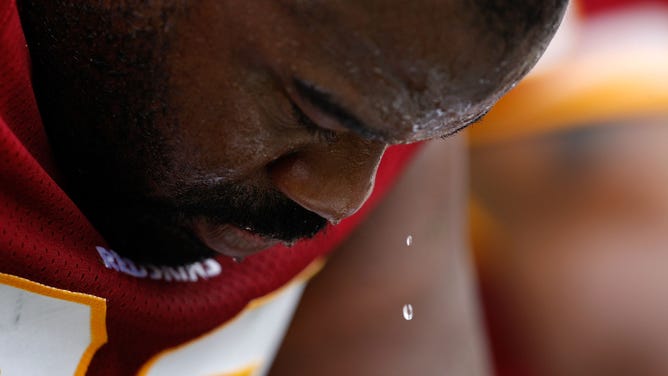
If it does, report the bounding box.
[268,150,377,224]
[266,153,308,201]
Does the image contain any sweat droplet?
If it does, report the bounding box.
[402,304,414,320]
[405,235,413,247]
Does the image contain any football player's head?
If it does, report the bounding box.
[17,0,567,263]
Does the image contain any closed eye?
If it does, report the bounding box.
[293,78,388,142]
[290,101,338,143]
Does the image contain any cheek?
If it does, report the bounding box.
[161,65,277,183]
[166,111,280,184]
[160,83,311,190]
[163,45,318,188]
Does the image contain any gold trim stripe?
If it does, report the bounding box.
[0,272,107,376]
[138,257,326,376]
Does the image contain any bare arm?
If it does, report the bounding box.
[270,135,491,376]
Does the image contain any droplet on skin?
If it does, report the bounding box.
[405,235,413,247]
[402,304,414,320]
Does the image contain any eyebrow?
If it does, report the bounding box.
[293,78,388,141]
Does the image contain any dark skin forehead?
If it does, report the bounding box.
[18,0,565,140]
[168,0,560,142]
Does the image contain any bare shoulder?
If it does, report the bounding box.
[270,135,491,376]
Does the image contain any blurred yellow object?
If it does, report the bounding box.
[469,4,668,146]
[469,1,668,267]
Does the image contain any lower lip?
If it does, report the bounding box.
[190,217,280,259]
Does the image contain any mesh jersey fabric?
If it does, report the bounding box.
[0,1,421,374]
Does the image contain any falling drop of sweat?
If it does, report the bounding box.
[402,304,414,320]
[405,235,413,247]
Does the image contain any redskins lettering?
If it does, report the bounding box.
[95,246,222,282]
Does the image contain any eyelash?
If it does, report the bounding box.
[291,103,339,144]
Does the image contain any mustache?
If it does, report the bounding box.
[172,182,328,243]
[86,181,328,265]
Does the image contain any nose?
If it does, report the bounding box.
[269,136,386,223]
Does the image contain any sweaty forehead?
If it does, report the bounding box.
[162,0,544,142]
[39,0,562,143]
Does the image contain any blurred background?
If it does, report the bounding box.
[270,1,668,374]
[468,0,668,375]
